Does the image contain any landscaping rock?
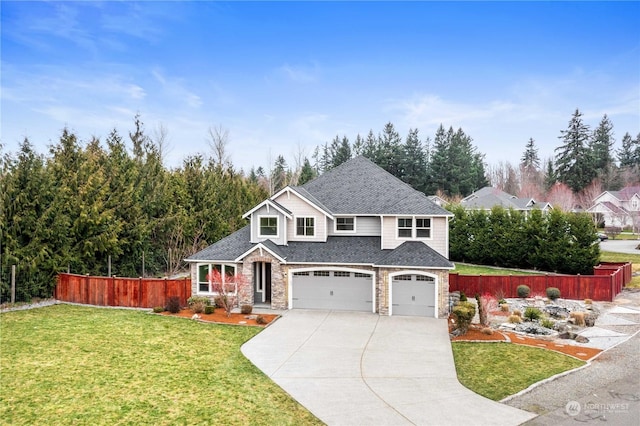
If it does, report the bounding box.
[559,331,577,340]
[513,323,554,335]
[584,312,598,327]
[575,335,590,343]
[544,305,570,319]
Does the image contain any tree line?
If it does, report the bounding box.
[260,111,638,205]
[1,117,267,302]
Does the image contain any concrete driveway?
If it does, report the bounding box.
[600,239,640,255]
[242,310,535,426]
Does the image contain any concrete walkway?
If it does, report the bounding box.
[242,310,535,426]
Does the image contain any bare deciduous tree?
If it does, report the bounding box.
[207,125,230,167]
[546,182,576,212]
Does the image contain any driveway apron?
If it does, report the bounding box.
[242,310,535,426]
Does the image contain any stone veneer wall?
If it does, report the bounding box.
[377,268,450,318]
[241,251,287,309]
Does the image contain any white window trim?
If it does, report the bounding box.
[294,215,317,238]
[258,215,280,238]
[397,217,413,239]
[196,263,237,295]
[397,216,433,240]
[334,216,356,234]
[415,217,432,239]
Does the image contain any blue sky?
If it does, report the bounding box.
[2,1,639,172]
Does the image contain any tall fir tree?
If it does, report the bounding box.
[590,114,615,188]
[555,109,596,192]
[400,128,428,192]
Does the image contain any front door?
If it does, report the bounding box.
[254,262,272,304]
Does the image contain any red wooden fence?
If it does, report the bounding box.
[449,262,632,302]
[55,273,191,308]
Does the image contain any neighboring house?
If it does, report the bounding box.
[186,156,454,318]
[460,186,552,213]
[588,186,640,230]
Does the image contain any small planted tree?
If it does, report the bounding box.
[206,269,247,317]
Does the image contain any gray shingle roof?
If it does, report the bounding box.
[301,156,452,216]
[377,241,453,268]
[187,228,453,269]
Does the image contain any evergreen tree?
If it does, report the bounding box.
[352,134,364,156]
[332,136,352,168]
[298,157,316,185]
[555,109,596,192]
[377,122,403,177]
[521,138,540,172]
[400,128,428,192]
[544,158,557,191]
[271,155,288,193]
[618,132,637,167]
[427,125,450,194]
[590,115,615,187]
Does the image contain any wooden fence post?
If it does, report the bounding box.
[11,265,16,304]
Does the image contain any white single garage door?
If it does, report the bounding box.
[292,270,373,312]
[391,274,436,317]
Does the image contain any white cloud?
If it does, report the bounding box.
[278,63,319,83]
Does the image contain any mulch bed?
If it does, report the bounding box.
[452,326,602,361]
[159,309,279,327]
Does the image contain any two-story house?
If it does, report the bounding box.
[185,156,454,318]
[588,186,640,229]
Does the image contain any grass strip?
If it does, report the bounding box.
[451,342,585,401]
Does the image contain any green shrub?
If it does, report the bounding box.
[541,318,555,329]
[452,301,476,333]
[459,292,467,302]
[165,296,181,314]
[204,306,215,315]
[187,296,211,307]
[497,298,507,305]
[240,304,253,315]
[191,301,206,314]
[152,306,164,313]
[546,287,561,301]
[255,315,266,325]
[517,285,531,298]
[523,307,542,321]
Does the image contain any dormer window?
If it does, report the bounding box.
[259,216,278,237]
[296,217,315,236]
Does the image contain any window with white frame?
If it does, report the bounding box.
[354,272,372,278]
[397,218,413,238]
[632,199,639,210]
[416,275,434,282]
[197,264,236,293]
[416,218,431,238]
[296,217,315,236]
[259,216,278,237]
[333,271,350,277]
[335,217,355,232]
[397,217,432,239]
[314,271,330,277]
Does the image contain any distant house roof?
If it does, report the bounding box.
[609,186,640,201]
[299,156,452,216]
[461,186,549,211]
[185,226,454,269]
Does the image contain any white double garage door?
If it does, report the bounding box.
[290,269,437,317]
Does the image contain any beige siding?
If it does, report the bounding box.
[381,215,449,258]
[250,205,287,245]
[327,216,381,236]
[274,191,328,242]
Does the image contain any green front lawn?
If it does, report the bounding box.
[451,342,585,401]
[452,263,541,275]
[0,305,322,426]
